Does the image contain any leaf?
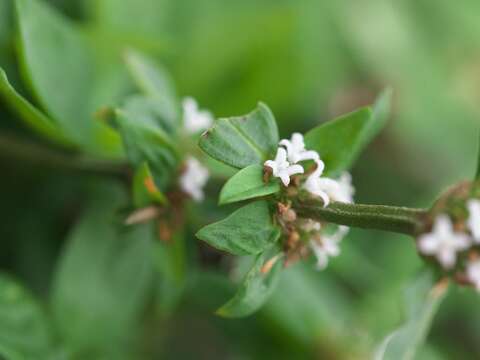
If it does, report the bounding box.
[124,49,179,126]
[51,185,155,358]
[199,103,279,169]
[122,95,177,135]
[374,271,448,360]
[0,274,55,359]
[152,231,187,314]
[114,109,179,190]
[305,89,392,175]
[14,0,124,153]
[475,130,480,180]
[0,68,73,147]
[219,164,280,205]
[217,249,282,318]
[15,0,94,142]
[196,201,281,256]
[132,162,168,208]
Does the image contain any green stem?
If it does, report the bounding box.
[0,133,130,180]
[294,198,427,236]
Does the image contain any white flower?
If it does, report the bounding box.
[264,148,304,186]
[467,199,480,242]
[310,234,341,270]
[179,156,209,202]
[417,214,471,269]
[182,97,214,133]
[279,133,319,164]
[304,165,355,207]
[304,159,330,206]
[467,259,480,291]
[309,225,348,271]
[301,219,322,233]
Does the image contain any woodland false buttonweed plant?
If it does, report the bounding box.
[5,0,480,357]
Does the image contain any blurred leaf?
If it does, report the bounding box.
[51,185,154,358]
[476,130,480,180]
[305,90,391,175]
[374,271,448,360]
[132,162,168,207]
[0,67,73,147]
[153,231,186,314]
[217,248,282,318]
[15,0,93,142]
[124,49,179,125]
[358,88,392,152]
[123,95,177,135]
[219,164,280,205]
[114,109,179,189]
[0,274,55,359]
[198,103,279,169]
[15,0,122,153]
[196,201,281,256]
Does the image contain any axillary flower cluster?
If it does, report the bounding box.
[417,198,480,290]
[264,133,354,270]
[178,98,212,202]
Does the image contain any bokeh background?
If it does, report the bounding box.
[1,0,480,358]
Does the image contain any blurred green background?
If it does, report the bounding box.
[1,0,480,359]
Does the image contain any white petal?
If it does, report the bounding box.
[467,199,480,242]
[434,215,454,237]
[297,150,320,162]
[275,147,288,163]
[286,164,304,176]
[437,247,456,269]
[279,172,291,186]
[291,133,305,151]
[417,234,439,254]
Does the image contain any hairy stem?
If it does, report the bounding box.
[0,133,130,180]
[294,197,427,236]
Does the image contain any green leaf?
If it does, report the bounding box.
[217,249,282,318]
[374,271,448,360]
[199,103,279,169]
[475,130,480,180]
[14,0,124,153]
[0,68,73,147]
[305,89,392,175]
[153,231,187,314]
[132,162,168,207]
[51,185,154,358]
[15,0,93,142]
[0,274,55,359]
[124,49,179,125]
[122,95,177,135]
[114,109,179,190]
[196,201,281,256]
[305,108,372,175]
[219,164,280,205]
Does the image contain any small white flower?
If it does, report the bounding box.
[310,234,341,270]
[304,160,330,206]
[467,199,480,242]
[179,156,209,202]
[467,259,480,291]
[279,133,319,164]
[264,148,304,186]
[301,219,322,233]
[182,97,214,134]
[417,214,471,269]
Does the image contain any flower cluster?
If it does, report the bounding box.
[179,98,211,201]
[265,133,355,270]
[417,199,480,290]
